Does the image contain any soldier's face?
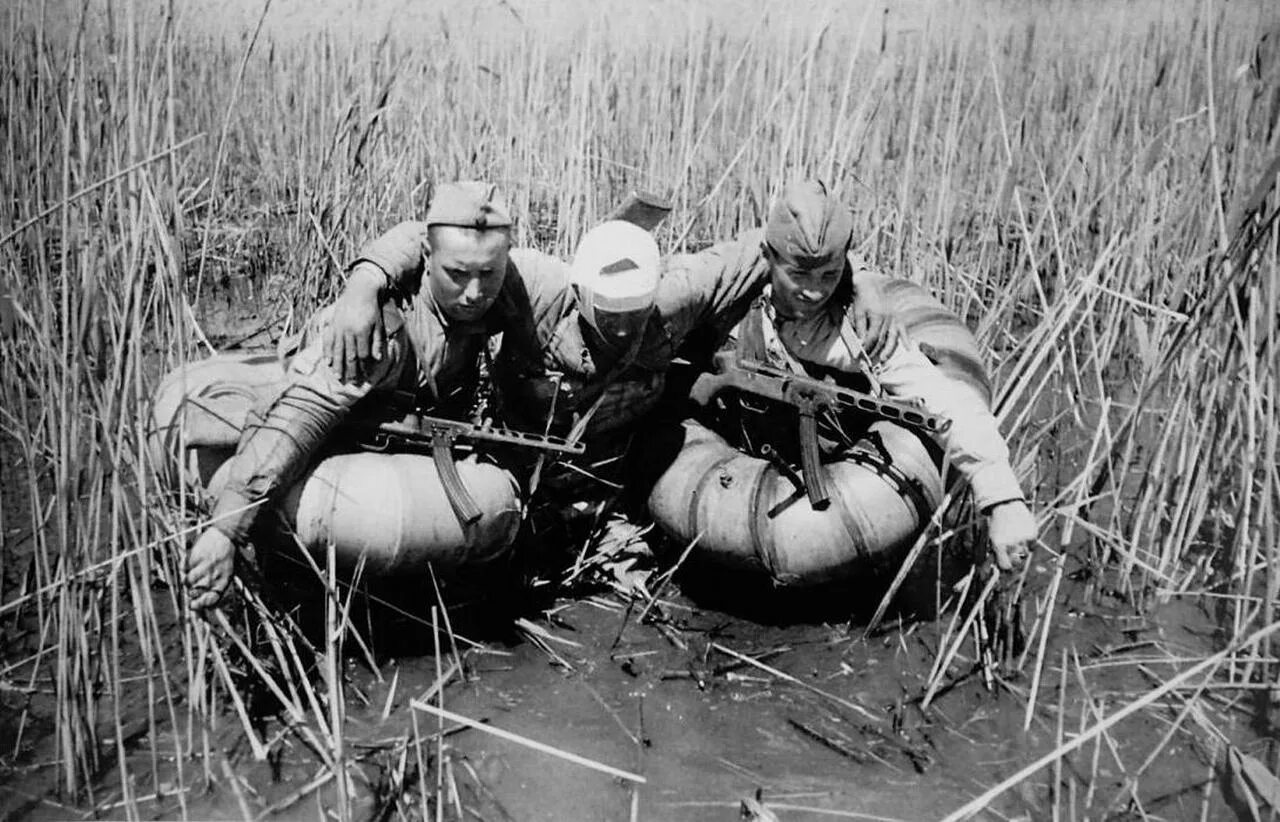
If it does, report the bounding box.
[766,249,844,320]
[427,226,511,322]
[591,306,651,348]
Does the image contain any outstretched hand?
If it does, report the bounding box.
[185,527,236,610]
[986,500,1037,571]
[322,264,387,383]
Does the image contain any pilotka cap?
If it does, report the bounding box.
[424,181,514,229]
[764,180,854,266]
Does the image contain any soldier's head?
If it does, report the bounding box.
[424,181,514,322]
[762,180,854,321]
[570,220,661,348]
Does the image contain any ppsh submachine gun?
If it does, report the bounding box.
[689,352,951,510]
[357,412,586,528]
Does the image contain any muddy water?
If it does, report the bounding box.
[0,536,1252,822]
[383,595,1213,821]
[148,558,1238,822]
[386,597,1010,822]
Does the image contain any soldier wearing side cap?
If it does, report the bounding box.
[322,196,900,458]
[184,182,566,609]
[328,220,680,455]
[666,180,1038,571]
[322,181,1036,570]
[327,217,798,451]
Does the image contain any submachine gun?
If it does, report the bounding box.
[359,412,585,528]
[689,352,951,510]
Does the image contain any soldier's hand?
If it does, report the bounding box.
[986,500,1036,571]
[849,286,905,361]
[185,528,237,611]
[323,264,387,383]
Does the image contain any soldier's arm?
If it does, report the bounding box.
[187,309,407,608]
[324,221,430,382]
[659,229,771,364]
[505,248,575,343]
[871,343,1035,569]
[488,249,575,434]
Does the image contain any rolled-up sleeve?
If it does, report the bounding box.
[209,307,409,542]
[873,344,1024,510]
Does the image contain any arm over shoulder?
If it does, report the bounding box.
[506,247,574,333]
[349,221,431,297]
[659,229,771,353]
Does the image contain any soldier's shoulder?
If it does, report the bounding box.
[666,228,765,275]
[508,246,570,281]
[377,220,431,243]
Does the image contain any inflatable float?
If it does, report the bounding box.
[149,353,522,574]
[647,275,991,586]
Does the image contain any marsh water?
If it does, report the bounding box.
[1,520,1244,821]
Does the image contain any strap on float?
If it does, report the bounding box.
[841,430,935,529]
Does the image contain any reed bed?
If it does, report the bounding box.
[0,0,1277,818]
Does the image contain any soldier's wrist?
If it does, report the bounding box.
[981,497,1026,516]
[347,261,391,296]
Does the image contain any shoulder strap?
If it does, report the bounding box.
[753,287,813,377]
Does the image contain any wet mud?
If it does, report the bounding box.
[1,534,1254,822]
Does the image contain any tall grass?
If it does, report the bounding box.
[1,0,1277,817]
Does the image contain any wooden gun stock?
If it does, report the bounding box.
[604,190,673,232]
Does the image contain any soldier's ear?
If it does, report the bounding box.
[422,225,435,261]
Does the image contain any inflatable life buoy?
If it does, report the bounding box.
[647,275,989,587]
[149,354,522,574]
[648,418,944,586]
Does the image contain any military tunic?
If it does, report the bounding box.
[364,225,770,442]
[363,224,1025,511]
[208,224,562,544]
[664,231,1026,512]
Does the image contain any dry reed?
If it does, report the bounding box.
[0,0,1277,818]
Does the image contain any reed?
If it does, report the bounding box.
[1,0,1277,818]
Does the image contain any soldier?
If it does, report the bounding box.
[677,180,1037,570]
[327,218,892,444]
[321,181,1033,569]
[184,182,566,609]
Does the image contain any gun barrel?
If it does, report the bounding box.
[834,393,948,432]
[736,359,951,434]
[369,415,586,456]
[421,418,586,455]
